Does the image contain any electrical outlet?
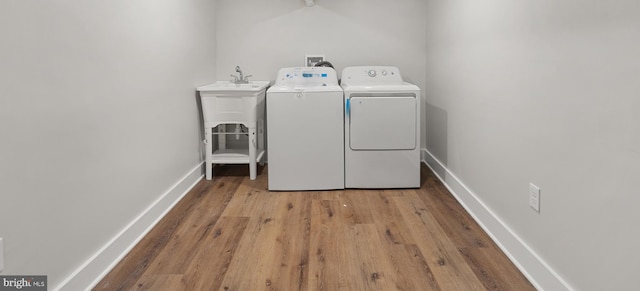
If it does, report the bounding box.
[529,183,541,213]
[0,237,4,272]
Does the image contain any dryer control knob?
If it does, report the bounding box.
[368,70,377,77]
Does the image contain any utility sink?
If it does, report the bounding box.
[196,72,270,181]
[197,80,271,93]
[197,80,270,180]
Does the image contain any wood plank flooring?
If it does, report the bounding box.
[94,164,534,291]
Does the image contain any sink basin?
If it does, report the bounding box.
[197,80,269,128]
[197,80,270,92]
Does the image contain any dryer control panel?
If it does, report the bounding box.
[341,66,403,85]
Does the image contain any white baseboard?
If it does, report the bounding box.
[421,148,572,291]
[54,163,205,291]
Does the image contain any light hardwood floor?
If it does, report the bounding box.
[94,164,534,291]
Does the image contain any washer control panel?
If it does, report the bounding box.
[342,66,403,84]
[274,67,339,87]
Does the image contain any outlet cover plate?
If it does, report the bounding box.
[529,183,541,213]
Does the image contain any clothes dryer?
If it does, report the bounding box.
[341,66,421,188]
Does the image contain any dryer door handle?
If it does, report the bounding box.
[346,98,351,118]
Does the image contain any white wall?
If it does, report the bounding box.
[215,0,427,147]
[424,0,640,290]
[0,0,216,288]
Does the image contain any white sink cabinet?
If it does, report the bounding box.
[197,81,270,180]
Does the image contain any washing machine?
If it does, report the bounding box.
[266,67,344,191]
[341,66,421,188]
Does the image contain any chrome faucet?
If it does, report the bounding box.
[235,66,244,81]
[230,66,252,84]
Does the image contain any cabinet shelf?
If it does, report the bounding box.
[212,148,265,164]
